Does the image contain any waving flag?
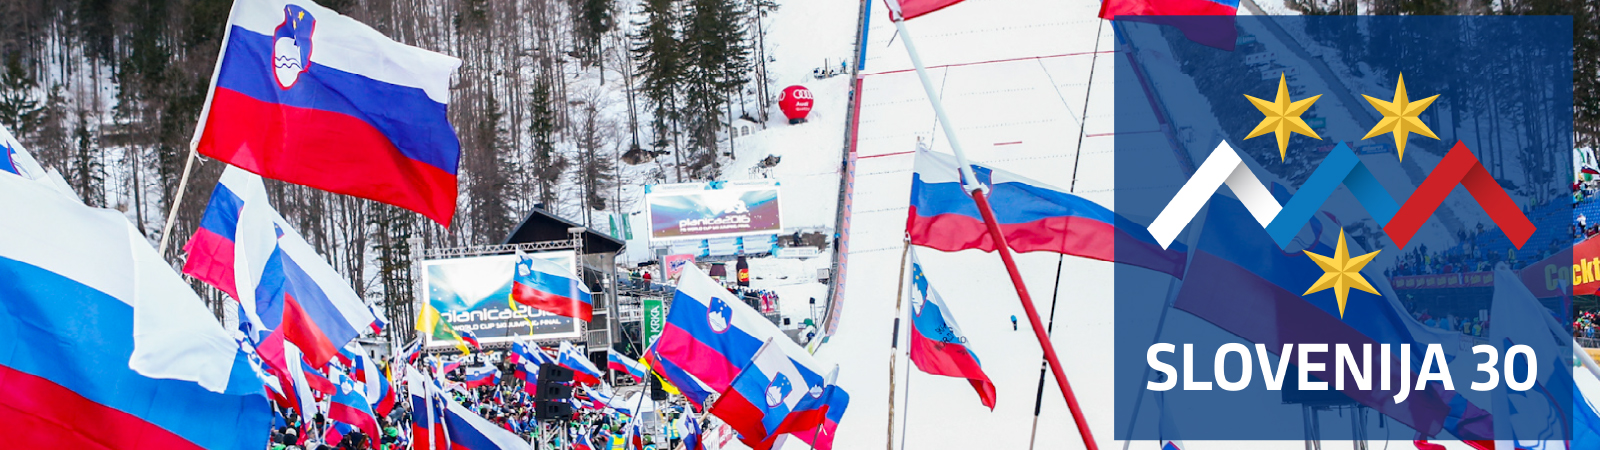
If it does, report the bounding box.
[573,427,595,450]
[371,366,396,416]
[462,364,501,389]
[418,303,472,354]
[883,0,966,20]
[442,394,535,450]
[1488,269,1575,448]
[1173,195,1490,439]
[328,367,380,447]
[709,339,832,450]
[405,368,450,450]
[402,338,424,364]
[196,0,463,225]
[908,148,1186,278]
[906,249,996,409]
[787,367,850,450]
[0,172,273,449]
[184,167,377,368]
[609,351,649,383]
[559,341,605,385]
[512,250,594,321]
[459,328,484,351]
[1097,0,1238,50]
[645,265,833,407]
[683,416,705,450]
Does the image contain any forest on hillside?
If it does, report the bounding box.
[0,0,776,320]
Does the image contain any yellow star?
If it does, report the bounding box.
[1361,73,1439,160]
[1244,74,1322,160]
[1302,229,1380,318]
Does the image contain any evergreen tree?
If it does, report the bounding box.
[633,0,683,176]
[530,75,569,210]
[0,53,42,139]
[70,110,105,208]
[369,204,417,340]
[680,0,752,177]
[574,0,615,63]
[466,96,519,242]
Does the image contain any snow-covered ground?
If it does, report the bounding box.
[788,1,1485,449]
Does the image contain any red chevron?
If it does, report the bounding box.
[1384,141,1535,249]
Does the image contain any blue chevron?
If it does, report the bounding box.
[1264,143,1400,248]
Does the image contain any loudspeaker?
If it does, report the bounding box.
[538,365,574,384]
[535,383,573,400]
[535,402,573,421]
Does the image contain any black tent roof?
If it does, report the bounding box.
[503,207,626,254]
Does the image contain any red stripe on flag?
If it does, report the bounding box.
[281,294,340,369]
[908,326,996,409]
[0,364,205,450]
[198,88,458,226]
[181,227,238,300]
[892,0,967,20]
[512,282,593,321]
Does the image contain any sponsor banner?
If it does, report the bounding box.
[422,251,583,348]
[647,184,783,240]
[775,247,821,259]
[642,297,666,348]
[664,254,696,280]
[1520,236,1600,297]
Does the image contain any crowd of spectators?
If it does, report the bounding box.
[267,360,698,450]
[1408,306,1490,338]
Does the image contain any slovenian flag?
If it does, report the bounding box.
[512,250,595,322]
[459,328,483,350]
[405,368,451,450]
[0,170,273,449]
[708,339,832,449]
[1174,195,1490,439]
[683,416,705,450]
[608,351,649,384]
[908,148,1187,278]
[442,394,536,450]
[183,166,377,368]
[906,248,996,409]
[789,375,851,450]
[462,364,500,389]
[196,0,463,226]
[645,265,832,408]
[559,341,606,385]
[328,366,380,447]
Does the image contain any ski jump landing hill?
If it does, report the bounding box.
[808,1,1489,449]
[811,0,1175,448]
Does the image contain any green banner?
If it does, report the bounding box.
[642,297,666,348]
[622,214,634,240]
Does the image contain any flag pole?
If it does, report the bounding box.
[969,191,1099,450]
[888,4,1098,448]
[1028,17,1105,449]
[885,239,910,450]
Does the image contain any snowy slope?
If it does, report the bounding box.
[800,0,1483,449]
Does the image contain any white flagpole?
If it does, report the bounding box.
[886,5,981,193]
[888,3,1098,449]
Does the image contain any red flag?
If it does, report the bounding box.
[884,0,966,20]
[1097,0,1240,50]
